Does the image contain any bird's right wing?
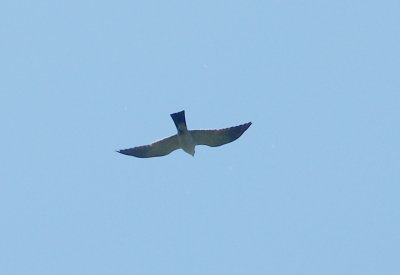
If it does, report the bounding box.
[118,135,180,158]
[191,122,251,147]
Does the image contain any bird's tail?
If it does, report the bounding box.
[170,110,187,132]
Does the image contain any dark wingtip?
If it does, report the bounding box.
[243,122,252,130]
[234,122,252,138]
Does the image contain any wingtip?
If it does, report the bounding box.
[117,149,132,156]
[244,121,252,129]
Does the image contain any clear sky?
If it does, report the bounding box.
[1,0,399,274]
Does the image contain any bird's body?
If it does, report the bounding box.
[177,130,196,156]
[117,110,251,158]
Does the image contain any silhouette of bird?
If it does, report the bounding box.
[117,110,251,158]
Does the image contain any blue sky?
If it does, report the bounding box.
[1,0,399,274]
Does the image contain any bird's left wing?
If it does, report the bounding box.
[191,122,251,147]
[118,135,180,158]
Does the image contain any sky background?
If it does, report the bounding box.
[1,0,399,274]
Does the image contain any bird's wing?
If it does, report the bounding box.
[118,135,180,158]
[190,122,251,147]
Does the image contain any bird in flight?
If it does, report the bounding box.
[117,110,251,158]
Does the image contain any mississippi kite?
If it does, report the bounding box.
[117,110,251,158]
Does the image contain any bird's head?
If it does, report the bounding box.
[189,148,195,157]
